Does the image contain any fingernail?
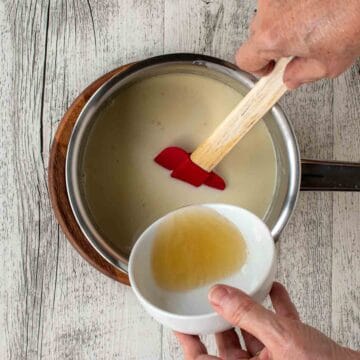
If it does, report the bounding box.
[208,286,230,307]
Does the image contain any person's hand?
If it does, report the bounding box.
[236,0,360,88]
[175,282,359,359]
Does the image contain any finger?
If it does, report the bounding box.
[174,332,208,360]
[241,330,264,356]
[283,57,328,89]
[208,285,286,349]
[270,282,300,320]
[215,329,249,359]
[236,40,277,75]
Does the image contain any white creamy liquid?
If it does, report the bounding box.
[82,73,277,255]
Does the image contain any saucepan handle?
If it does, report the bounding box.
[301,159,360,191]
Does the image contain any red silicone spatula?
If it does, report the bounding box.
[155,57,292,190]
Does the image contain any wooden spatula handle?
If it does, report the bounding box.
[190,57,293,172]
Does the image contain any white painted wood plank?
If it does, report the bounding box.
[276,78,335,336]
[332,63,360,349]
[0,2,18,359]
[277,193,333,336]
[332,193,360,349]
[164,0,256,62]
[0,2,58,359]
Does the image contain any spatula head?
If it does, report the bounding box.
[154,147,226,190]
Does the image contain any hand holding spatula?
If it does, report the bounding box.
[155,57,292,190]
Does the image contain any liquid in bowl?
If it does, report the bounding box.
[128,204,276,335]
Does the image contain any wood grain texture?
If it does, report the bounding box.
[276,78,334,336]
[332,63,360,349]
[0,1,359,360]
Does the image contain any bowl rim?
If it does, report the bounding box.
[65,53,300,274]
[128,203,276,320]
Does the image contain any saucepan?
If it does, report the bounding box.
[66,53,360,274]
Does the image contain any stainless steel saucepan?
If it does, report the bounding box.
[66,54,360,273]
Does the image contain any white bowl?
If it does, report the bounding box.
[128,204,276,335]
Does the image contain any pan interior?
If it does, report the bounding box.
[74,62,295,266]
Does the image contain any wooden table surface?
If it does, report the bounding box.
[1,1,359,359]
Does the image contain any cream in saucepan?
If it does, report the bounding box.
[82,73,277,255]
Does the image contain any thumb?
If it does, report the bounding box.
[208,285,287,349]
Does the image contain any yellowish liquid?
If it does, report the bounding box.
[152,207,247,291]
